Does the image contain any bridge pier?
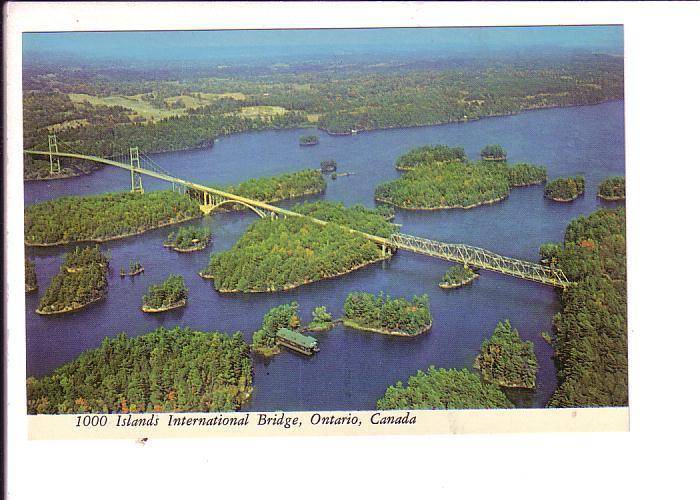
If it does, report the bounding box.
[48,135,61,175]
[129,147,144,194]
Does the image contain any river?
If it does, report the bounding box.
[24,100,625,410]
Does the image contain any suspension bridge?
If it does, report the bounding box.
[24,135,571,288]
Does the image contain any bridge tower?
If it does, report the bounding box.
[48,135,61,175]
[129,147,144,194]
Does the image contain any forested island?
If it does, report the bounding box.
[375,158,547,210]
[26,327,253,413]
[480,144,507,161]
[224,169,326,205]
[544,176,585,202]
[439,265,478,289]
[201,201,397,292]
[142,274,188,312]
[343,292,432,336]
[395,145,466,171]
[543,207,627,407]
[473,320,539,389]
[24,191,201,246]
[251,302,302,356]
[598,176,625,200]
[120,260,144,277]
[25,259,38,293]
[164,225,212,252]
[299,135,319,146]
[36,246,109,315]
[24,53,623,179]
[377,367,514,410]
[508,163,547,186]
[306,306,335,332]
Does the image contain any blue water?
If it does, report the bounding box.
[24,100,625,410]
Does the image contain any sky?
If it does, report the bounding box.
[23,26,623,65]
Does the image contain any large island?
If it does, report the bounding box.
[375,150,547,210]
[201,201,397,293]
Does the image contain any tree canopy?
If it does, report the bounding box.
[27,327,253,413]
[343,292,432,336]
[142,274,188,311]
[202,202,395,292]
[377,366,514,410]
[480,144,507,160]
[597,176,625,200]
[395,145,466,171]
[25,191,201,246]
[473,320,538,389]
[546,208,627,407]
[544,176,585,201]
[37,246,110,314]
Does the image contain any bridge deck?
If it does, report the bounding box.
[24,149,571,288]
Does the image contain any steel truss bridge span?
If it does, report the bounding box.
[24,147,571,288]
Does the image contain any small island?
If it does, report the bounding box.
[201,201,397,293]
[439,265,479,288]
[544,176,585,202]
[252,302,301,356]
[480,144,507,162]
[306,306,335,332]
[395,144,466,171]
[320,159,337,173]
[597,176,625,200]
[473,320,539,389]
[120,260,144,277]
[141,274,188,313]
[25,258,38,293]
[27,327,253,413]
[343,292,432,336]
[507,163,547,186]
[36,246,110,315]
[164,225,212,252]
[299,135,319,146]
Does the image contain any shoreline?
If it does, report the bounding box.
[25,214,202,247]
[166,240,211,252]
[342,318,432,337]
[121,267,144,277]
[23,99,622,183]
[374,194,508,211]
[510,179,546,188]
[545,193,583,203]
[141,299,187,313]
[203,253,392,293]
[319,98,621,137]
[35,293,106,315]
[439,273,479,289]
[597,193,625,201]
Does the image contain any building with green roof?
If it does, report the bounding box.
[276,328,319,355]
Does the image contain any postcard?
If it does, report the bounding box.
[8,6,631,443]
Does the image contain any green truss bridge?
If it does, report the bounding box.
[24,138,571,288]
